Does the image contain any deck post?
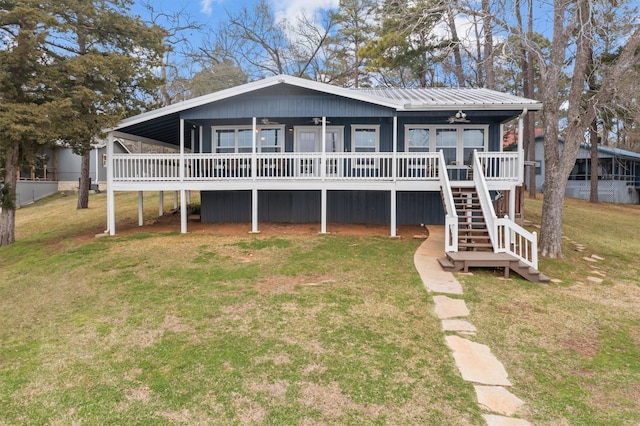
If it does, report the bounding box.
[106,132,116,235]
[320,188,327,234]
[180,189,187,233]
[390,188,397,237]
[392,116,397,181]
[509,186,516,221]
[251,188,259,233]
[159,191,164,216]
[180,119,185,181]
[138,191,144,226]
[174,191,178,209]
[321,117,327,180]
[252,117,257,181]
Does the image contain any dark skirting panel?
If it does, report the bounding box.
[397,191,445,225]
[201,190,445,225]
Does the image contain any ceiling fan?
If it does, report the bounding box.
[310,117,331,125]
[261,118,280,125]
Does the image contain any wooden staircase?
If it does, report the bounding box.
[439,186,550,283]
[452,187,492,251]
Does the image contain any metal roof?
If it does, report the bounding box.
[359,87,542,111]
[112,75,542,144]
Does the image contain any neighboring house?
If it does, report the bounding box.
[15,141,130,207]
[534,135,640,204]
[107,75,548,280]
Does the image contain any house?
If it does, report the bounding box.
[534,136,640,204]
[14,141,130,207]
[107,75,547,280]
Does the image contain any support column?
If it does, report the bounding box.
[174,191,178,210]
[106,132,116,235]
[508,186,516,221]
[159,191,164,216]
[251,188,259,233]
[180,189,188,234]
[392,116,397,181]
[390,189,397,238]
[138,191,144,227]
[321,117,326,180]
[320,188,327,234]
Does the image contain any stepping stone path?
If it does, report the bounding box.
[414,228,531,425]
[566,237,607,284]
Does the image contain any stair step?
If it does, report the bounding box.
[438,257,456,270]
[458,242,493,248]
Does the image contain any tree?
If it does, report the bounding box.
[204,0,335,82]
[0,0,164,246]
[326,0,378,88]
[50,0,165,209]
[360,0,447,88]
[141,1,204,106]
[534,0,640,257]
[1,1,70,246]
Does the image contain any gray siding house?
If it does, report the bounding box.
[107,75,546,276]
[534,136,640,204]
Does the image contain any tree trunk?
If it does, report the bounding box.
[447,3,466,87]
[539,168,565,258]
[482,0,495,89]
[589,118,599,203]
[77,150,91,209]
[0,145,19,247]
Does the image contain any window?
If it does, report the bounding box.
[436,129,458,165]
[213,126,283,153]
[406,127,430,152]
[535,160,541,175]
[406,125,489,166]
[352,126,379,152]
[215,129,236,153]
[462,128,485,165]
[258,128,282,153]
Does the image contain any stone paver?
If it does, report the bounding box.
[590,270,606,276]
[413,228,463,294]
[474,385,525,416]
[587,276,603,284]
[483,414,531,426]
[433,295,470,319]
[445,335,512,386]
[591,254,605,260]
[442,319,477,333]
[414,230,531,425]
[583,256,598,263]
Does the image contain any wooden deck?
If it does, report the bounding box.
[438,251,549,283]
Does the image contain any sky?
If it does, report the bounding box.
[131,0,339,33]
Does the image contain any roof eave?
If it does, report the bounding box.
[400,103,543,111]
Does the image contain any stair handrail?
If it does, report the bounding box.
[495,216,538,269]
[472,150,539,269]
[438,150,458,252]
[472,150,499,249]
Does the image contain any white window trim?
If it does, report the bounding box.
[294,126,344,152]
[212,125,285,153]
[351,125,380,153]
[404,124,489,154]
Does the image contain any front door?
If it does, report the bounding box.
[295,127,343,176]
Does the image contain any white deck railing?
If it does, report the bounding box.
[112,152,444,182]
[473,151,538,269]
[438,151,458,252]
[476,151,522,182]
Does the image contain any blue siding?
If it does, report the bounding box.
[201,190,445,225]
[182,86,394,121]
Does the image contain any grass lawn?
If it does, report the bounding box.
[1,192,639,425]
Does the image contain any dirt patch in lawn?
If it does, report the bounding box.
[112,212,427,239]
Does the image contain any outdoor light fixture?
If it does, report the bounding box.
[448,110,470,123]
